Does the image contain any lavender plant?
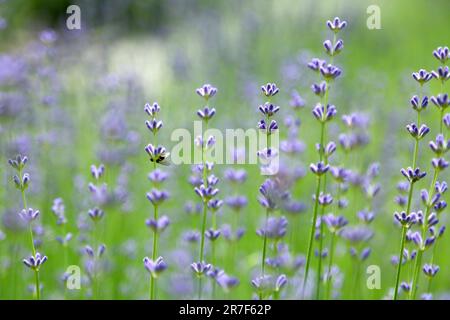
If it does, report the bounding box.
[9,155,46,299]
[303,17,345,299]
[143,102,170,300]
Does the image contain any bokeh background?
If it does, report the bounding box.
[0,0,449,299]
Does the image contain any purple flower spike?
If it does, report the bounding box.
[323,39,344,56]
[311,81,327,97]
[307,58,326,72]
[256,216,288,240]
[196,84,217,100]
[275,274,288,292]
[312,103,337,122]
[423,264,439,277]
[320,64,342,80]
[259,102,280,117]
[224,169,247,184]
[433,46,449,64]
[327,17,347,32]
[406,123,430,139]
[317,193,333,206]
[410,95,428,111]
[432,66,450,82]
[430,94,449,110]
[261,83,279,97]
[23,252,48,271]
[394,211,418,227]
[190,261,212,276]
[205,228,221,241]
[412,69,433,84]
[144,102,160,117]
[146,189,170,206]
[148,169,169,184]
[429,134,449,155]
[197,107,216,120]
[290,90,305,109]
[90,164,105,180]
[323,213,348,232]
[225,195,248,211]
[8,154,28,171]
[310,161,330,176]
[19,208,40,223]
[88,207,104,222]
[207,199,223,211]
[443,113,450,129]
[146,215,170,233]
[431,158,449,170]
[194,184,219,201]
[143,256,167,278]
[400,167,426,183]
[145,118,163,134]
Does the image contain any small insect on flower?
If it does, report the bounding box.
[23,252,48,271]
[261,83,279,97]
[145,144,171,166]
[143,256,167,278]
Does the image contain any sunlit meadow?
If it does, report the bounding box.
[0,0,449,300]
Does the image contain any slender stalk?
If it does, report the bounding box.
[394,225,407,300]
[325,232,336,300]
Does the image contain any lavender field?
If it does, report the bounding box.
[0,0,449,300]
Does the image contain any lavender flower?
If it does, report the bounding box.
[261,83,279,97]
[326,17,347,32]
[19,208,40,223]
[412,69,433,84]
[433,46,449,64]
[23,252,47,271]
[423,264,439,277]
[196,84,217,100]
[143,256,168,278]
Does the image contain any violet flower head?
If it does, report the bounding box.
[144,102,160,117]
[307,58,326,72]
[323,214,348,232]
[444,113,450,129]
[433,46,449,64]
[394,211,418,227]
[148,169,169,184]
[400,167,426,183]
[316,193,333,206]
[423,264,439,277]
[258,179,288,211]
[144,144,170,165]
[195,184,219,201]
[146,189,170,206]
[259,102,280,117]
[430,94,449,110]
[310,161,330,176]
[256,216,288,240]
[23,252,47,271]
[88,207,104,222]
[326,17,347,32]
[261,83,279,97]
[190,261,212,276]
[143,256,167,278]
[216,272,239,291]
[410,95,429,111]
[146,215,170,233]
[312,103,337,122]
[323,39,344,56]
[406,123,430,139]
[311,81,327,97]
[19,208,40,223]
[196,84,217,100]
[225,195,248,211]
[412,69,433,85]
[432,66,450,82]
[290,90,305,109]
[90,164,105,180]
[145,118,163,134]
[224,169,247,184]
[429,134,449,155]
[8,154,28,171]
[205,228,221,241]
[197,107,216,120]
[320,64,342,80]
[207,199,224,212]
[51,198,66,225]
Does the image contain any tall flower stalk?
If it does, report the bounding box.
[303,17,345,299]
[409,46,449,299]
[192,84,218,299]
[143,102,170,300]
[9,155,47,300]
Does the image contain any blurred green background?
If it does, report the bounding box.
[0,0,449,300]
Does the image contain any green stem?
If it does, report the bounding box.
[393,226,407,300]
[34,270,40,300]
[325,232,336,300]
